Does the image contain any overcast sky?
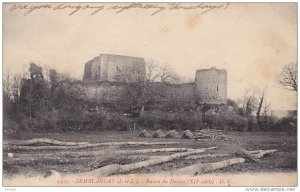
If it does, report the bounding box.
[3,3,297,110]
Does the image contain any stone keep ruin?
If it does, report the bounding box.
[195,67,227,104]
[83,54,227,105]
[83,54,146,83]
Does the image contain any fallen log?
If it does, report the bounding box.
[183,149,277,160]
[166,157,246,176]
[247,150,262,154]
[55,147,217,177]
[7,138,89,146]
[10,147,191,160]
[222,140,263,163]
[73,147,191,158]
[195,133,218,136]
[184,153,230,160]
[234,149,261,163]
[197,129,225,133]
[5,148,193,166]
[5,141,179,151]
[195,131,223,134]
[159,149,277,176]
[195,139,210,142]
[252,149,277,158]
[194,134,228,141]
[194,136,212,139]
[196,133,216,136]
[3,156,92,165]
[114,153,227,161]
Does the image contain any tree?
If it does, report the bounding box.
[238,87,259,132]
[19,63,47,119]
[119,67,150,116]
[3,70,12,104]
[256,88,267,131]
[4,70,26,115]
[278,63,297,92]
[49,69,59,90]
[11,73,22,103]
[145,59,160,82]
[158,64,181,84]
[116,60,183,117]
[144,60,181,84]
[262,95,270,119]
[241,87,257,117]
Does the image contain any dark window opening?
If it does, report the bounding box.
[217,86,218,91]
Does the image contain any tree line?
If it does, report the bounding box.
[3,62,297,135]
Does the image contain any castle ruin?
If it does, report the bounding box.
[83,54,227,105]
[195,67,227,104]
[83,54,145,83]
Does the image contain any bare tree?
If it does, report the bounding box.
[145,60,181,84]
[241,87,258,117]
[117,60,184,118]
[256,88,267,130]
[118,60,181,116]
[3,71,23,104]
[262,96,270,118]
[3,70,12,103]
[145,59,160,82]
[11,73,22,103]
[256,88,266,117]
[158,64,181,84]
[278,63,297,92]
[238,87,259,132]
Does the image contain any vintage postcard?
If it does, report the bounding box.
[2,2,298,188]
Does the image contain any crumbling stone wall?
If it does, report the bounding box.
[83,59,94,81]
[83,54,227,105]
[83,54,146,83]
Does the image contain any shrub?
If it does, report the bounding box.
[3,118,19,136]
[273,117,297,132]
[137,110,204,131]
[6,109,132,133]
[103,112,131,131]
[213,107,249,131]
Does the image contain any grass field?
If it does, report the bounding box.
[3,130,297,178]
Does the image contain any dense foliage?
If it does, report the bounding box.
[3,63,297,135]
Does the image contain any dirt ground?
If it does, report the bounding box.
[3,130,297,179]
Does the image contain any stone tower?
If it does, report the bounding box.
[195,67,227,104]
[83,54,146,83]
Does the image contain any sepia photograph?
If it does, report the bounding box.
[2,2,298,188]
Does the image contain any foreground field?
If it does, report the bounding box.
[3,130,297,179]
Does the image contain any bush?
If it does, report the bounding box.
[273,117,297,132]
[3,118,19,136]
[103,112,131,131]
[6,109,132,133]
[213,107,248,131]
[55,110,131,131]
[137,110,204,130]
